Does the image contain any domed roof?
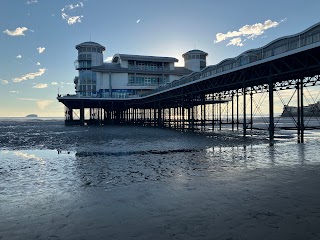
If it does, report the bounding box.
[182,49,208,58]
[75,41,106,51]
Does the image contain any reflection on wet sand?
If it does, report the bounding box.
[14,151,44,163]
[1,120,320,239]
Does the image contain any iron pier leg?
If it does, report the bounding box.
[250,90,253,132]
[243,87,247,137]
[212,96,215,131]
[203,98,206,130]
[301,78,304,143]
[80,102,84,126]
[169,107,171,128]
[154,104,157,127]
[191,100,195,130]
[226,102,229,124]
[69,108,73,121]
[182,97,185,130]
[297,81,301,143]
[111,102,114,125]
[236,92,239,130]
[231,92,234,131]
[187,106,190,129]
[269,79,274,146]
[98,102,101,125]
[219,96,222,131]
[200,103,203,130]
[173,107,176,129]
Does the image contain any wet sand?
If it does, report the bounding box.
[1,120,320,239]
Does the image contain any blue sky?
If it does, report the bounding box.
[1,0,320,117]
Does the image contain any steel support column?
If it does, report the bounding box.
[250,90,253,132]
[300,78,304,143]
[243,87,247,137]
[297,81,301,142]
[269,79,275,146]
[231,93,234,131]
[219,96,222,131]
[80,102,84,126]
[212,97,215,131]
[236,92,239,130]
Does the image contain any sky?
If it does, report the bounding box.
[1,0,320,117]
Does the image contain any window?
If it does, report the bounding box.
[144,77,151,85]
[128,61,134,69]
[274,45,287,55]
[313,33,320,42]
[306,35,313,45]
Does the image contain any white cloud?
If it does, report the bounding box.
[226,37,244,47]
[51,82,58,85]
[36,100,54,110]
[16,98,54,110]
[61,2,84,25]
[13,68,47,83]
[136,19,140,23]
[9,91,20,93]
[3,27,28,36]
[64,2,83,11]
[62,13,83,25]
[17,98,38,101]
[215,20,281,47]
[36,62,41,66]
[16,55,22,59]
[1,80,9,84]
[30,29,35,33]
[67,15,83,25]
[104,56,113,63]
[33,83,48,89]
[37,47,45,54]
[26,0,38,4]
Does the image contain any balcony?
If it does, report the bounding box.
[74,60,92,70]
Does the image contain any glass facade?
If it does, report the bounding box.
[185,54,206,60]
[78,46,103,54]
[99,89,136,98]
[76,60,91,69]
[128,74,167,86]
[78,71,97,96]
[128,61,170,71]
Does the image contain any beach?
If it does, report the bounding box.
[1,119,320,239]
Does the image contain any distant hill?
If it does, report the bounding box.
[25,114,38,118]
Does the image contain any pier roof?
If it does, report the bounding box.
[75,41,106,51]
[182,49,208,57]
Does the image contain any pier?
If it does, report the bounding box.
[58,23,320,145]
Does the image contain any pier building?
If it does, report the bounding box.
[73,41,199,98]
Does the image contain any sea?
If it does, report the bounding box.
[1,117,320,239]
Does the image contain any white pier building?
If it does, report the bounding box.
[73,41,208,98]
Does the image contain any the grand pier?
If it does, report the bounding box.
[58,22,320,145]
